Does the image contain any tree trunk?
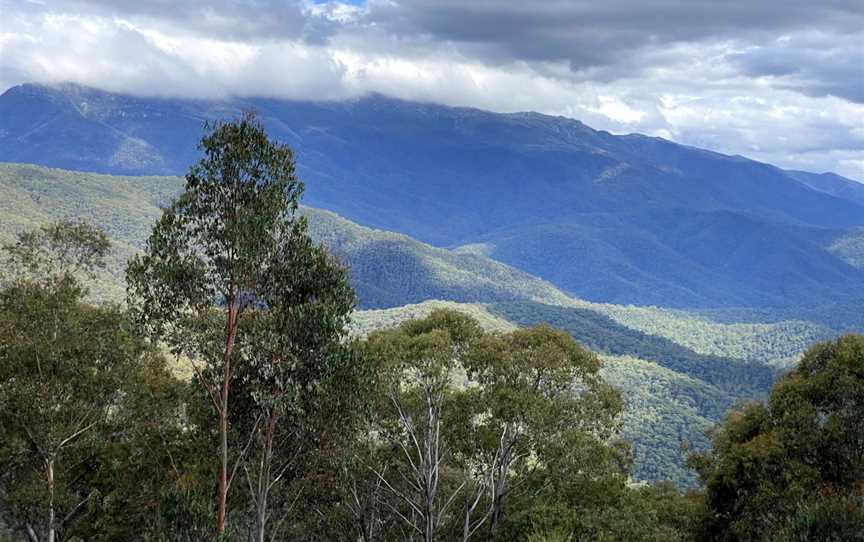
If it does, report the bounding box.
[46,459,55,542]
[489,482,505,539]
[489,432,511,539]
[216,300,238,535]
[217,405,229,534]
[255,501,267,542]
[424,511,434,542]
[462,489,472,542]
[25,523,39,542]
[254,413,276,542]
[423,391,439,542]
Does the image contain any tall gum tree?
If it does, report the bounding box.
[362,310,482,542]
[126,112,312,535]
[239,230,355,542]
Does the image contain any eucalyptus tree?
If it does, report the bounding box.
[127,112,355,536]
[690,334,864,540]
[361,310,482,542]
[458,324,623,539]
[238,230,355,542]
[0,222,180,542]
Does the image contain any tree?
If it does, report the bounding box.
[238,233,355,542]
[690,334,864,540]
[459,324,623,539]
[1,221,111,289]
[353,312,629,542]
[126,112,355,537]
[0,222,180,541]
[361,310,482,541]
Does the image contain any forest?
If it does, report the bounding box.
[0,115,862,541]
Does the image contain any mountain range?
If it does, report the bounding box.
[2,82,863,309]
[2,83,864,484]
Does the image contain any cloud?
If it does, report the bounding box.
[364,0,862,71]
[0,0,862,181]
[727,32,864,103]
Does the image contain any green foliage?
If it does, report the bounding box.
[2,220,110,286]
[600,355,724,485]
[354,310,628,541]
[126,111,305,338]
[350,300,516,337]
[776,497,864,542]
[691,335,864,541]
[0,222,187,541]
[125,113,360,540]
[461,325,624,537]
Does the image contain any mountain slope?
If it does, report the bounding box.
[0,162,574,309]
[2,83,863,308]
[303,207,575,309]
[471,209,864,307]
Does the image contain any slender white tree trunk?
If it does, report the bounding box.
[46,458,55,542]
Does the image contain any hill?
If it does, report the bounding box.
[303,207,573,309]
[2,83,863,308]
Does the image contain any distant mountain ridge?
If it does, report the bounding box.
[785,170,864,207]
[2,82,863,308]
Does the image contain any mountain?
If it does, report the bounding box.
[5,162,862,484]
[2,82,863,309]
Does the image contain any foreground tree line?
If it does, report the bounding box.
[1,116,862,541]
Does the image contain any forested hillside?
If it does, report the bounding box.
[3,161,862,485]
[0,163,572,309]
[3,83,864,308]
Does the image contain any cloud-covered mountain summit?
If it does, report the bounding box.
[2,0,862,179]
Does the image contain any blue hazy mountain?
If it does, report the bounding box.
[2,82,863,308]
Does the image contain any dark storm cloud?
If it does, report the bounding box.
[18,0,864,93]
[366,0,863,69]
[727,35,864,103]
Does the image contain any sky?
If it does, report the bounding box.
[1,0,862,180]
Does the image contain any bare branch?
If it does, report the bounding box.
[227,412,263,491]
[57,420,98,451]
[369,466,424,518]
